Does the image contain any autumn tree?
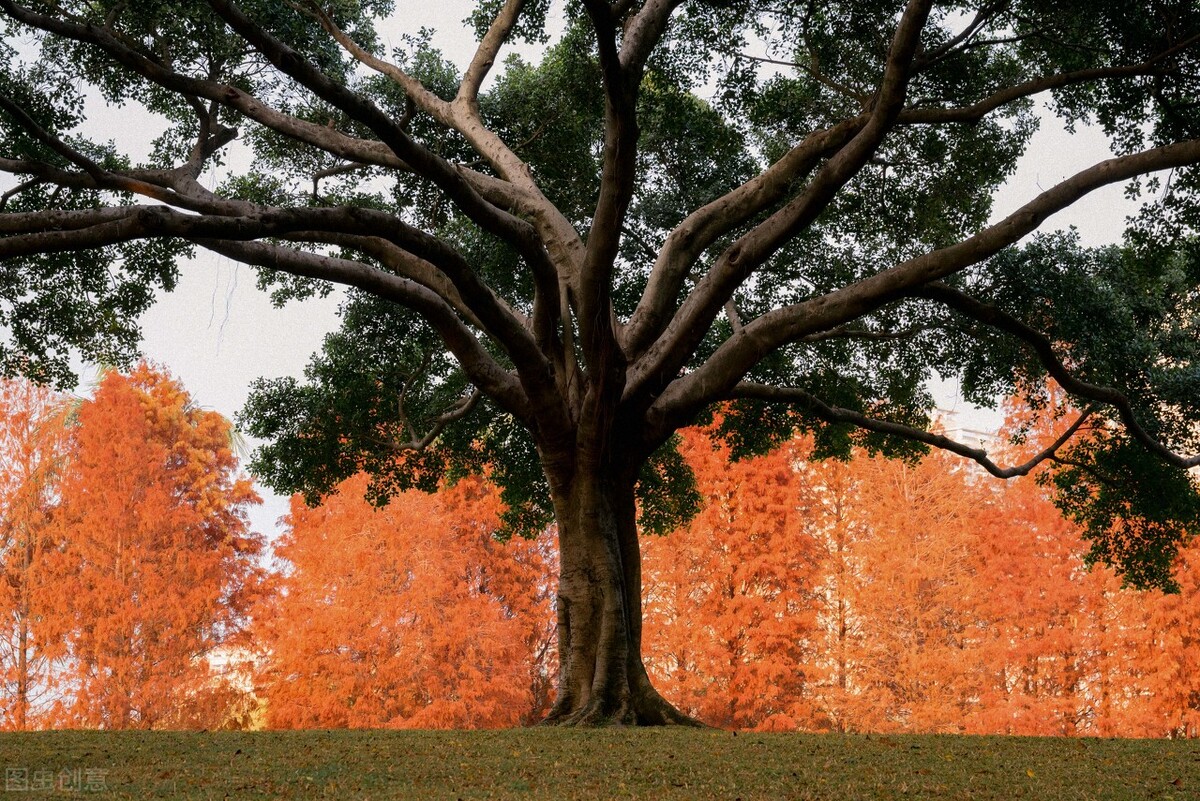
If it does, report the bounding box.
[800,455,870,733]
[1144,543,1200,738]
[0,378,69,729]
[4,1,1200,723]
[823,450,995,733]
[256,473,555,729]
[41,365,262,729]
[641,429,821,730]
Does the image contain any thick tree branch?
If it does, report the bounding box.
[204,0,571,439]
[297,0,585,292]
[627,23,1200,360]
[575,0,639,399]
[0,0,424,173]
[624,117,863,356]
[918,282,1200,470]
[458,0,526,107]
[191,237,532,424]
[649,135,1200,439]
[619,0,684,71]
[280,230,487,330]
[628,0,934,408]
[729,381,1093,479]
[0,201,530,344]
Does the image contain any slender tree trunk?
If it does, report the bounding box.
[15,532,31,730]
[542,468,701,726]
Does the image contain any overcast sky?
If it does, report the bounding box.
[72,4,1146,538]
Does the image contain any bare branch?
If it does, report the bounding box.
[0,91,108,182]
[310,162,371,202]
[729,381,1093,479]
[723,299,743,334]
[391,389,484,454]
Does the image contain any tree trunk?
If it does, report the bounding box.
[15,532,31,730]
[542,470,702,726]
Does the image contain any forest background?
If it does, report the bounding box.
[2,365,1197,736]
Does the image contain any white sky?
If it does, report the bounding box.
[60,4,1144,537]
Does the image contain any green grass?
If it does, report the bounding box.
[0,729,1195,800]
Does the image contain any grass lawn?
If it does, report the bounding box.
[0,729,1195,800]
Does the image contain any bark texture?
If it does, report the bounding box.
[545,471,701,726]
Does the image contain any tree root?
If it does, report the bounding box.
[539,686,709,728]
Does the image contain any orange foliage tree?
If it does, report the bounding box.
[641,430,822,730]
[256,474,555,729]
[0,379,71,729]
[636,412,1200,736]
[814,450,991,734]
[39,365,263,729]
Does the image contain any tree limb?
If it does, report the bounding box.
[458,0,526,108]
[917,282,1200,470]
[390,389,484,454]
[191,236,532,424]
[626,22,1200,360]
[729,381,1093,479]
[901,30,1200,125]
[203,0,570,427]
[296,0,586,288]
[619,0,684,72]
[0,0,423,171]
[648,135,1200,438]
[624,117,863,356]
[628,0,934,408]
[576,0,638,380]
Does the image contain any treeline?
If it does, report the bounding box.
[2,368,1198,734]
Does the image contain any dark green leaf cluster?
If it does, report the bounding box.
[636,435,703,536]
[930,232,1200,587]
[1048,434,1200,591]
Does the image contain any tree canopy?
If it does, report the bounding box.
[3,0,1200,723]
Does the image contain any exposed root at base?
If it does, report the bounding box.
[539,690,709,728]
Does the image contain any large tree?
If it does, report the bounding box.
[42,365,262,729]
[2,0,1200,725]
